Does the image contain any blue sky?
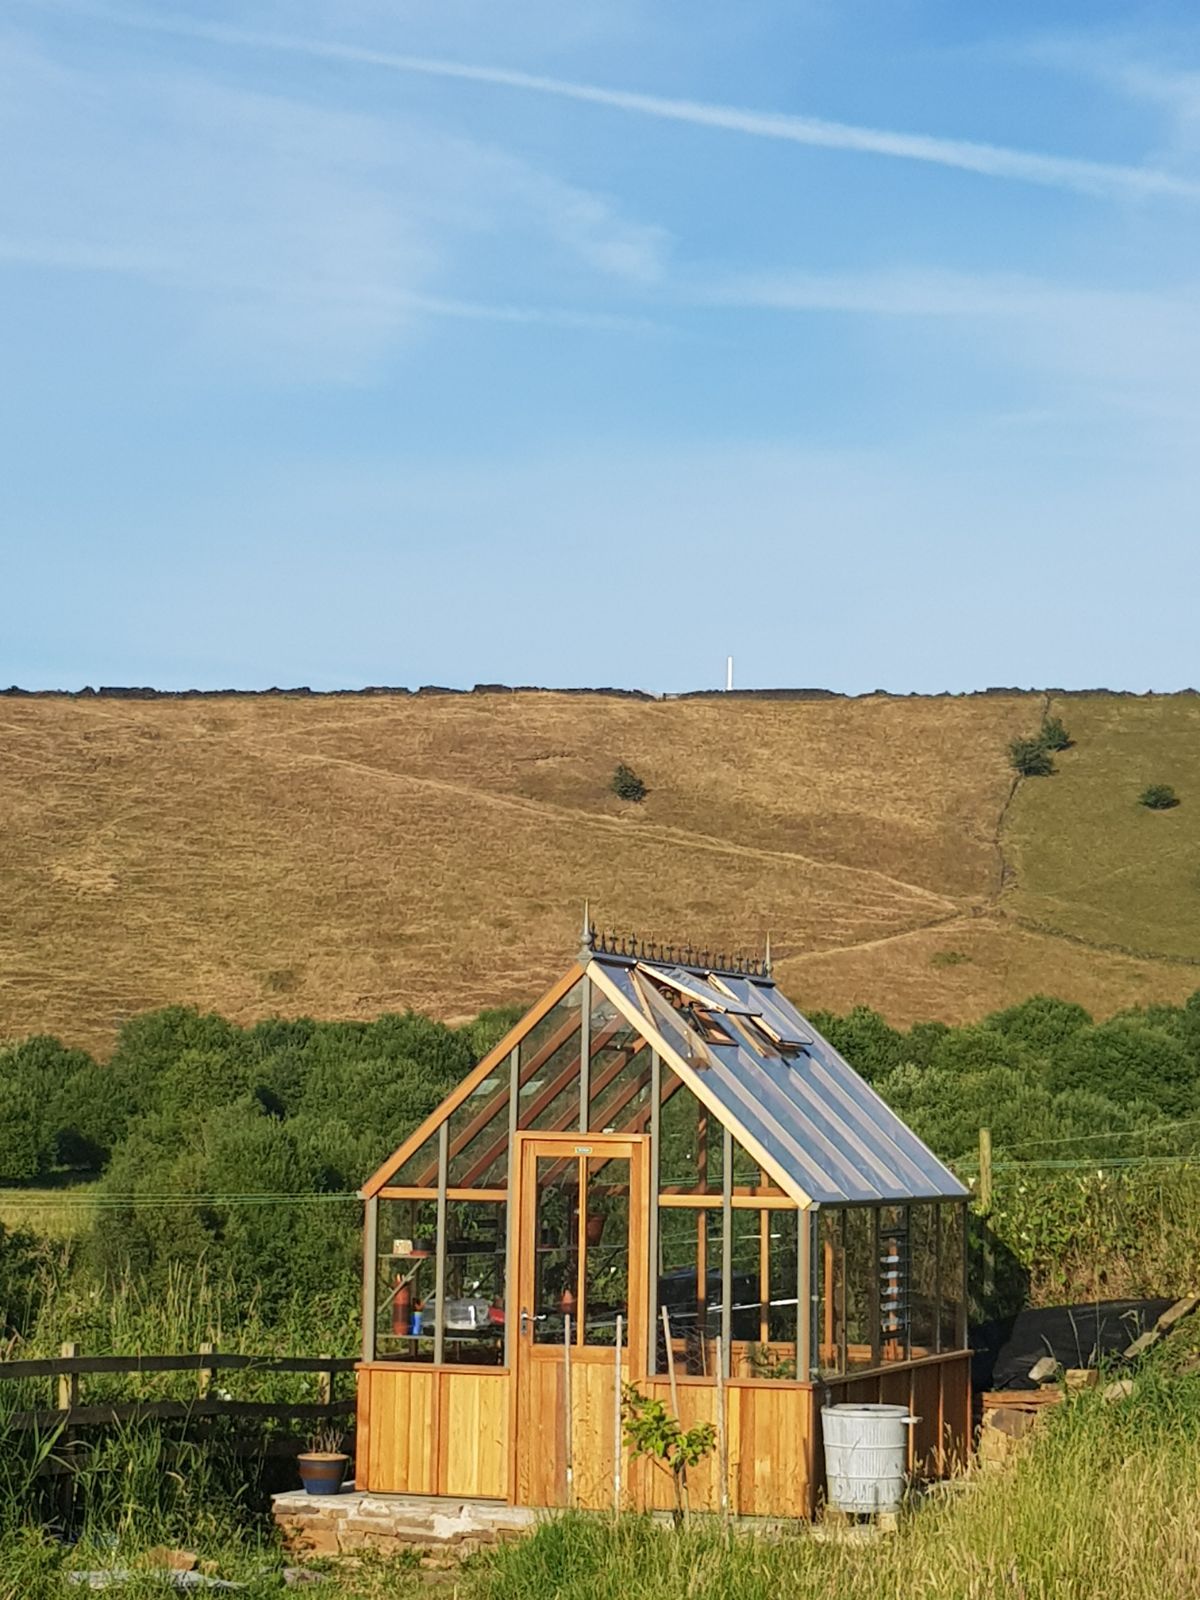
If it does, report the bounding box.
[4,1,1200,693]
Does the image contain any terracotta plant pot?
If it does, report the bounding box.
[297,1451,350,1497]
[586,1213,606,1246]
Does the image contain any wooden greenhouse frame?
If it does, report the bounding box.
[355,929,971,1517]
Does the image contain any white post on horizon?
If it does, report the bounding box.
[725,655,734,692]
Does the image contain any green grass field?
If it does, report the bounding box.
[0,1181,97,1241]
[1005,694,1200,963]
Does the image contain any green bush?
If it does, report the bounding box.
[1009,736,1055,777]
[1039,714,1072,751]
[1140,783,1180,810]
[611,763,648,802]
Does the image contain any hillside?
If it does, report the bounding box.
[1,690,1197,1053]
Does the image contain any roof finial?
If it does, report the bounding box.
[764,931,772,976]
[580,899,593,955]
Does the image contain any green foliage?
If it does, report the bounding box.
[611,763,648,802]
[985,994,1092,1053]
[1009,736,1056,777]
[0,1003,503,1319]
[1139,783,1180,810]
[621,1383,716,1526]
[0,1222,43,1339]
[1049,1017,1197,1118]
[0,1038,97,1181]
[1039,714,1072,751]
[1007,715,1071,779]
[983,1165,1200,1310]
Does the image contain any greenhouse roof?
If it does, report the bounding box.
[589,948,968,1209]
[363,931,969,1211]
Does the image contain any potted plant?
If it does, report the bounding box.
[297,1425,350,1496]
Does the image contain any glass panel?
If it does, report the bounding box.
[518,984,583,1131]
[656,1206,720,1375]
[525,1056,580,1133]
[589,992,651,1133]
[376,1197,438,1362]
[731,1140,759,1186]
[767,1212,799,1360]
[582,1154,630,1345]
[533,1154,580,1344]
[729,1207,763,1373]
[388,1129,440,1188]
[845,1208,876,1370]
[909,1203,938,1357]
[658,1070,706,1190]
[447,1071,510,1186]
[428,1200,506,1365]
[818,1209,845,1376]
[879,1204,910,1362]
[939,1203,965,1351]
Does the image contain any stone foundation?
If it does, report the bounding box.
[272,1489,538,1562]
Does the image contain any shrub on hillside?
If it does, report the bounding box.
[1139,783,1180,810]
[1008,736,1055,777]
[1039,715,1072,751]
[611,763,648,802]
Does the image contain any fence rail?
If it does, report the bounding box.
[0,1352,358,1381]
[0,1345,358,1434]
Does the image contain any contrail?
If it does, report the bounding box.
[44,3,1200,201]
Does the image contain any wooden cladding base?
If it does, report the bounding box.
[356,1366,509,1501]
[356,1352,972,1519]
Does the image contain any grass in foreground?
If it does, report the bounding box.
[469,1370,1200,1600]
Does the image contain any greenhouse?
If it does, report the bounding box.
[355,928,971,1517]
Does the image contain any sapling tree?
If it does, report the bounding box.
[621,1382,716,1527]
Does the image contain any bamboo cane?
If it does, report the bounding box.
[564,1313,574,1508]
[613,1312,623,1514]
[715,1330,729,1523]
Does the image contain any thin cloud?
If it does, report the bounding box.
[49,2,1200,200]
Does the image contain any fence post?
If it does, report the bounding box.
[57,1342,79,1529]
[198,1342,215,1399]
[317,1353,334,1409]
[57,1342,80,1414]
[978,1129,993,1212]
[978,1128,995,1307]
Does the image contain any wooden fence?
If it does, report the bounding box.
[0,1344,357,1434]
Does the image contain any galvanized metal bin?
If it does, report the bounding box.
[821,1402,913,1514]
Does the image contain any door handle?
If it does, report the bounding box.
[520,1307,530,1337]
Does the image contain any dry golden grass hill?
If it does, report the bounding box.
[2,690,1198,1055]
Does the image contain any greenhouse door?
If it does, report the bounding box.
[512,1133,649,1508]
